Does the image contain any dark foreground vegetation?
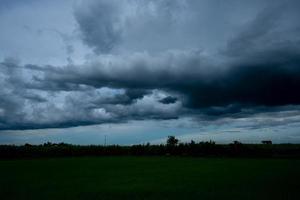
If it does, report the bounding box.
[1,137,300,159]
[0,157,299,200]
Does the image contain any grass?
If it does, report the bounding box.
[0,156,299,200]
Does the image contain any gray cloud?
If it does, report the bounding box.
[36,44,300,109]
[0,0,300,132]
[0,58,182,130]
[159,96,178,104]
[74,0,123,54]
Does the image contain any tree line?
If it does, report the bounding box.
[0,136,300,159]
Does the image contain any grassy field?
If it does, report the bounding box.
[0,157,299,200]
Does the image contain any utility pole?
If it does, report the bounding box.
[104,135,107,146]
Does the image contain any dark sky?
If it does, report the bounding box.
[0,0,300,144]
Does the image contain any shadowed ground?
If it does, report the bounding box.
[0,157,299,200]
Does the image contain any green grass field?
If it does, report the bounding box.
[0,157,299,200]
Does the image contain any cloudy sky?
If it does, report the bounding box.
[1,0,300,145]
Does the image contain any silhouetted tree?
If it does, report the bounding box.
[233,141,242,145]
[261,140,272,144]
[167,136,179,146]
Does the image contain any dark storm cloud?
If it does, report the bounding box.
[90,89,150,106]
[74,0,123,53]
[0,58,181,130]
[41,1,300,115]
[38,45,300,109]
[1,0,300,131]
[159,96,177,104]
[225,2,300,58]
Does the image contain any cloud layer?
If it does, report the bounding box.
[1,0,300,131]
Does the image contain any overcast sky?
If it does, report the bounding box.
[1,0,300,145]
